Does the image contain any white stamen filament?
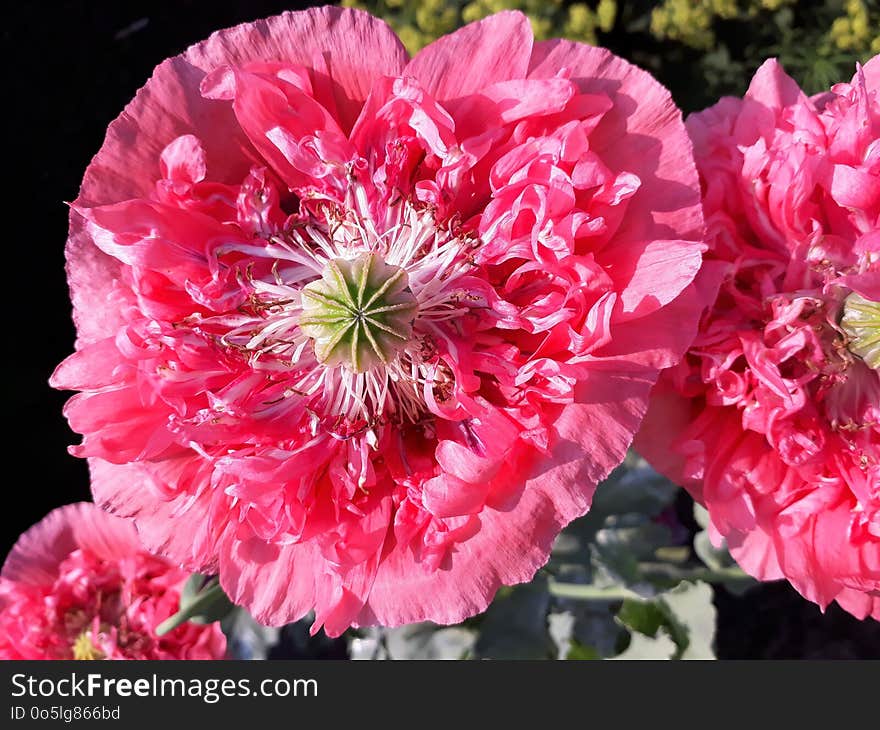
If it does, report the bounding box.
[209,185,474,438]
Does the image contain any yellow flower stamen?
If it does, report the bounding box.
[72,631,104,660]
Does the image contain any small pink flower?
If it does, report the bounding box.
[637,58,880,620]
[52,8,705,635]
[0,503,226,659]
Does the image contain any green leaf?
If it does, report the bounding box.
[566,641,601,660]
[694,530,731,572]
[693,507,736,571]
[693,503,711,530]
[612,581,717,660]
[659,581,717,660]
[617,599,668,638]
[692,504,756,595]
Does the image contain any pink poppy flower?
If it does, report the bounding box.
[636,58,880,620]
[52,7,704,635]
[0,503,226,659]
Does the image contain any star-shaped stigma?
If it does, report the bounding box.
[299,253,419,373]
[841,291,880,370]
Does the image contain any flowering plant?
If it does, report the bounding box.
[637,57,879,620]
[50,7,704,636]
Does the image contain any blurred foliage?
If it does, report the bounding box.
[342,0,879,112]
[341,0,618,50]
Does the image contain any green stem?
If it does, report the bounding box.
[548,564,751,602]
[155,579,229,636]
[547,579,642,601]
[637,562,750,584]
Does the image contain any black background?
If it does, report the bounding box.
[3,0,879,658]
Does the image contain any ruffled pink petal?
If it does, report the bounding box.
[528,41,704,247]
[1,503,141,586]
[844,270,880,300]
[70,504,144,563]
[49,337,128,391]
[405,11,533,101]
[422,474,493,519]
[744,59,807,110]
[78,6,403,207]
[64,218,134,348]
[63,388,176,462]
[218,539,318,628]
[835,587,880,621]
[160,134,208,183]
[359,369,654,627]
[726,526,784,581]
[593,283,702,370]
[185,7,408,133]
[88,458,219,573]
[200,64,353,189]
[77,200,237,284]
[1,505,82,586]
[603,258,727,370]
[639,55,880,622]
[603,238,705,320]
[633,382,697,490]
[54,11,708,636]
[830,163,880,209]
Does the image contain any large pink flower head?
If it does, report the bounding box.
[52,7,704,635]
[0,503,226,659]
[637,58,880,620]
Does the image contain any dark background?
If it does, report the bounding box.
[3,0,878,658]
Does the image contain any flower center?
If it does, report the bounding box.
[841,291,880,370]
[299,253,419,373]
[71,631,103,660]
[211,192,479,434]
